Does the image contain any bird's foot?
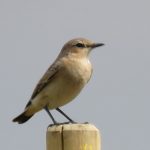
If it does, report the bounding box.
[47,121,78,127]
[83,121,89,124]
[47,121,89,127]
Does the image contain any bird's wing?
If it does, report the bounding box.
[30,62,60,100]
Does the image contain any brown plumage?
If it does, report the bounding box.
[12,38,104,124]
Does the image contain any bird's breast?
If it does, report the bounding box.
[62,57,92,84]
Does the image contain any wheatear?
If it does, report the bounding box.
[13,38,104,124]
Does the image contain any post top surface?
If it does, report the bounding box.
[47,123,99,132]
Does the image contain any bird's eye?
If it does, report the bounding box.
[75,43,85,48]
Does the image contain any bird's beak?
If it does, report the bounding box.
[91,43,105,48]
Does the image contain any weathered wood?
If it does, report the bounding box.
[46,123,101,150]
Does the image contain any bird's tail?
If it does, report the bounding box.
[12,110,33,124]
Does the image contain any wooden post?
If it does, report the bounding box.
[46,123,101,150]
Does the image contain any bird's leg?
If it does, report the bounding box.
[44,106,58,125]
[56,108,76,123]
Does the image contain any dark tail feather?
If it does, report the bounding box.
[12,111,33,124]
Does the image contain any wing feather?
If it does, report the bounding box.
[30,63,59,100]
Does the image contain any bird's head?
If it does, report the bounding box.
[60,38,104,58]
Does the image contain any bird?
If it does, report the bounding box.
[12,38,104,124]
